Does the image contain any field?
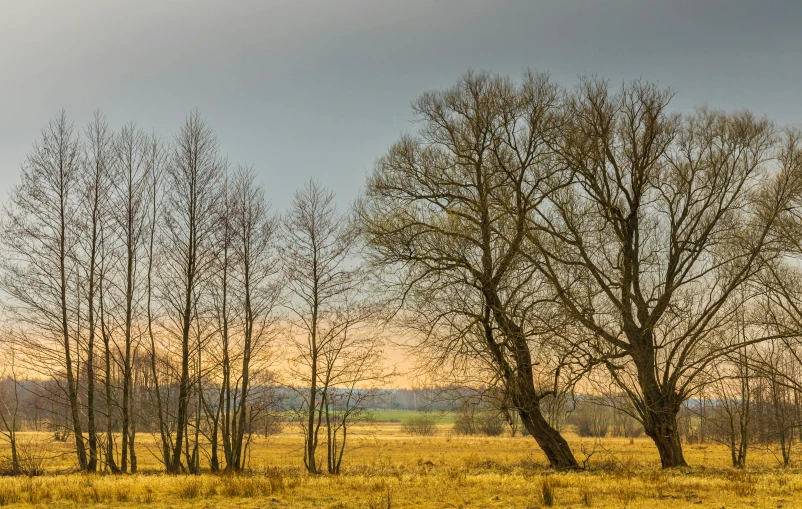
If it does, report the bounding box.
[371,409,455,424]
[0,421,800,508]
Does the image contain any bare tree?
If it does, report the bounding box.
[205,169,233,473]
[225,166,281,471]
[205,166,281,472]
[707,350,752,468]
[320,303,389,474]
[530,78,801,467]
[358,71,582,469]
[97,218,119,472]
[78,111,115,472]
[110,122,151,473]
[282,180,375,474]
[141,134,173,471]
[159,111,224,473]
[1,111,89,470]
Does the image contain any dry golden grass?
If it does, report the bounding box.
[0,424,800,508]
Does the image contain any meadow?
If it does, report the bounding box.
[0,419,800,508]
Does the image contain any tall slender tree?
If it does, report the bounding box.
[283,180,376,473]
[111,122,151,473]
[160,111,224,473]
[79,111,115,471]
[1,111,89,470]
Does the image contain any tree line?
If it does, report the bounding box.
[2,69,802,473]
[0,110,387,475]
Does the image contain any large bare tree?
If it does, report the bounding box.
[359,71,582,469]
[530,78,802,467]
[110,122,151,473]
[206,166,281,471]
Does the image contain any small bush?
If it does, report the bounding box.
[569,410,609,438]
[258,413,284,437]
[403,414,437,436]
[18,441,47,476]
[621,417,644,438]
[453,401,506,437]
[477,412,506,437]
[453,405,477,435]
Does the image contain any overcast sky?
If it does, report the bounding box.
[2,0,801,210]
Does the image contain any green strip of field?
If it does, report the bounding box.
[370,410,455,424]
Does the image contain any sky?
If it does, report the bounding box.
[2,0,802,211]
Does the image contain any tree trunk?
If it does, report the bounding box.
[631,336,688,469]
[169,290,192,473]
[10,435,19,475]
[641,401,687,468]
[519,404,579,470]
[481,292,579,471]
[99,270,119,474]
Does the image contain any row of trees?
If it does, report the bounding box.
[3,69,802,472]
[357,70,802,469]
[0,111,387,474]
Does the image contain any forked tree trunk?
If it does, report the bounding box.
[636,369,687,468]
[641,404,687,468]
[631,336,689,469]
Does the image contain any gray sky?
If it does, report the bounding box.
[2,0,801,210]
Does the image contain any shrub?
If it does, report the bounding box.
[454,403,505,436]
[18,441,47,476]
[477,412,506,437]
[453,405,477,435]
[403,414,437,436]
[569,409,609,438]
[258,413,284,437]
[621,417,644,438]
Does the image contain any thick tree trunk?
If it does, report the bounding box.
[481,291,579,471]
[519,404,579,470]
[642,405,687,468]
[630,334,688,469]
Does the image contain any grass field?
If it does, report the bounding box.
[0,422,800,508]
